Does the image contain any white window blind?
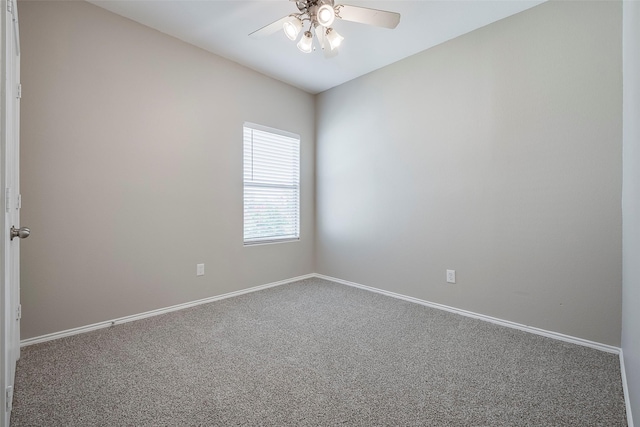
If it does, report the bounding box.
[243,123,300,245]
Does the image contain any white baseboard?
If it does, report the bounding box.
[313,273,621,355]
[620,350,635,427]
[20,273,315,347]
[24,272,622,354]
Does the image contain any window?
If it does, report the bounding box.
[243,123,300,245]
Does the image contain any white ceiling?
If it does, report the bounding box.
[87,0,545,94]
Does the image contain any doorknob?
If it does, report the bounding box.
[10,226,30,241]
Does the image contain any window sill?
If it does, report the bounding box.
[244,238,300,247]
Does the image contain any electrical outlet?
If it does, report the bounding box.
[196,263,205,276]
[446,269,456,284]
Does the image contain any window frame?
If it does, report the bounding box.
[243,122,301,246]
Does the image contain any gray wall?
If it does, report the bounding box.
[19,1,315,339]
[316,1,623,346]
[622,0,640,420]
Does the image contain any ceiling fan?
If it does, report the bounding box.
[249,0,401,57]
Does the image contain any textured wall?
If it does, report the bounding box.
[19,1,315,339]
[622,0,640,421]
[316,1,622,346]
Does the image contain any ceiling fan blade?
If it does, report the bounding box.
[249,15,290,39]
[315,25,327,49]
[336,4,400,29]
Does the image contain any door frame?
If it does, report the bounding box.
[0,0,7,417]
[1,0,21,425]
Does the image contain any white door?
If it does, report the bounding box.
[1,0,22,425]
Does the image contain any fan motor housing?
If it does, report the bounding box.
[297,0,335,13]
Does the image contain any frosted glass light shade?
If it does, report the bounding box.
[283,17,303,41]
[326,28,344,50]
[297,31,313,53]
[317,4,335,27]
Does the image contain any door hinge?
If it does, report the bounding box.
[16,304,21,321]
[16,84,21,99]
[6,0,12,14]
[5,386,12,412]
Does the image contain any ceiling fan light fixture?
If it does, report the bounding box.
[317,4,335,27]
[283,17,303,41]
[325,28,344,50]
[297,31,314,53]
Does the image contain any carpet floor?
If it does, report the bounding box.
[11,278,627,426]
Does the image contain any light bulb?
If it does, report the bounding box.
[297,31,313,53]
[283,17,302,41]
[325,28,343,50]
[316,4,335,27]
